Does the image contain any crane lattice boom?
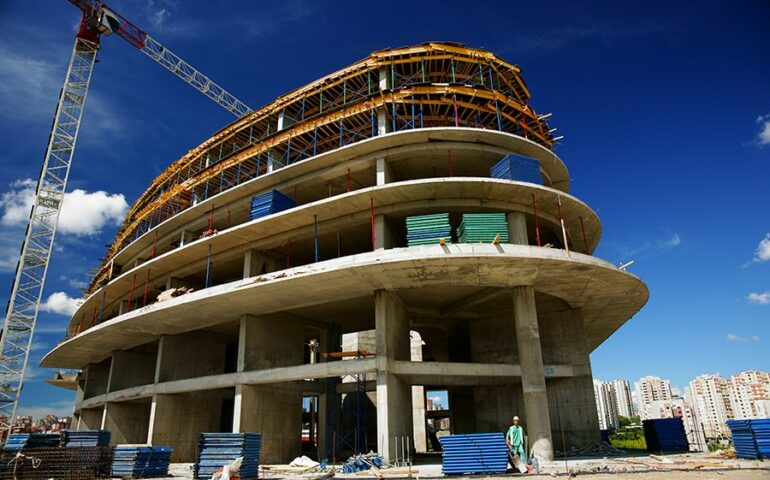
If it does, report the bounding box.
[0,0,252,437]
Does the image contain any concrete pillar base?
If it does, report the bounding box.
[513,286,554,461]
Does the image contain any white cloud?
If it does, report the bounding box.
[747,291,770,305]
[0,179,128,236]
[604,232,681,262]
[726,333,760,343]
[40,292,82,316]
[756,113,770,146]
[746,233,770,266]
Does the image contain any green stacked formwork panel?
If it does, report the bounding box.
[458,213,509,243]
[406,213,452,246]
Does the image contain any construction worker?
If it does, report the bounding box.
[506,415,526,470]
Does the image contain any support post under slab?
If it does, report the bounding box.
[232,314,304,463]
[374,290,413,463]
[506,212,528,245]
[512,286,554,460]
[374,215,396,250]
[376,158,392,185]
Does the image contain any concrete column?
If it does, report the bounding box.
[376,158,392,185]
[378,66,390,91]
[233,384,301,463]
[164,276,189,290]
[410,332,427,453]
[148,392,226,462]
[108,349,156,392]
[232,314,304,463]
[118,300,129,316]
[507,211,528,245]
[155,333,227,383]
[512,286,553,460]
[77,407,104,430]
[179,230,193,247]
[374,215,396,250]
[83,360,110,399]
[470,315,521,433]
[277,110,285,131]
[243,250,281,279]
[538,308,599,448]
[377,109,388,136]
[374,290,413,462]
[103,402,151,445]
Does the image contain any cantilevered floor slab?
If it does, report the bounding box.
[43,244,648,370]
[68,178,598,333]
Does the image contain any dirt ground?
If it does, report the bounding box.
[166,452,770,479]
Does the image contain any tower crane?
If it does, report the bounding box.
[0,0,253,437]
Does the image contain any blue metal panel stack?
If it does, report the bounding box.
[491,154,543,184]
[439,433,509,475]
[4,433,62,450]
[727,418,770,459]
[195,433,262,480]
[112,445,173,478]
[4,434,31,450]
[643,418,688,453]
[63,429,111,447]
[250,190,295,220]
[406,213,452,246]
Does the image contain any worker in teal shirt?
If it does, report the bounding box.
[506,415,526,466]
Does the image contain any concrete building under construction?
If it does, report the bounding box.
[42,42,648,464]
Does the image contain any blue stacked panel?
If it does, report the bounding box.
[727,418,770,459]
[754,419,770,459]
[439,433,509,475]
[63,429,111,447]
[26,433,62,448]
[4,434,30,450]
[195,433,261,480]
[5,433,61,450]
[643,418,688,453]
[491,154,543,184]
[112,445,173,478]
[250,190,295,220]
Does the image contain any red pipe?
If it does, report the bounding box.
[151,231,158,258]
[347,169,351,192]
[208,204,215,231]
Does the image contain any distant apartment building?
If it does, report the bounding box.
[611,379,634,418]
[635,376,673,415]
[729,370,770,419]
[689,374,733,439]
[594,379,619,430]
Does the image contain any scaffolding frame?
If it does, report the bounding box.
[88,42,555,293]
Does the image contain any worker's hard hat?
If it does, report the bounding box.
[513,416,520,421]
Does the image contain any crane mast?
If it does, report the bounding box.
[0,1,252,437]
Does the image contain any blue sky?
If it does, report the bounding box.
[0,0,767,418]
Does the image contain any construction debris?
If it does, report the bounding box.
[156,286,194,303]
[340,452,383,473]
[556,441,626,457]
